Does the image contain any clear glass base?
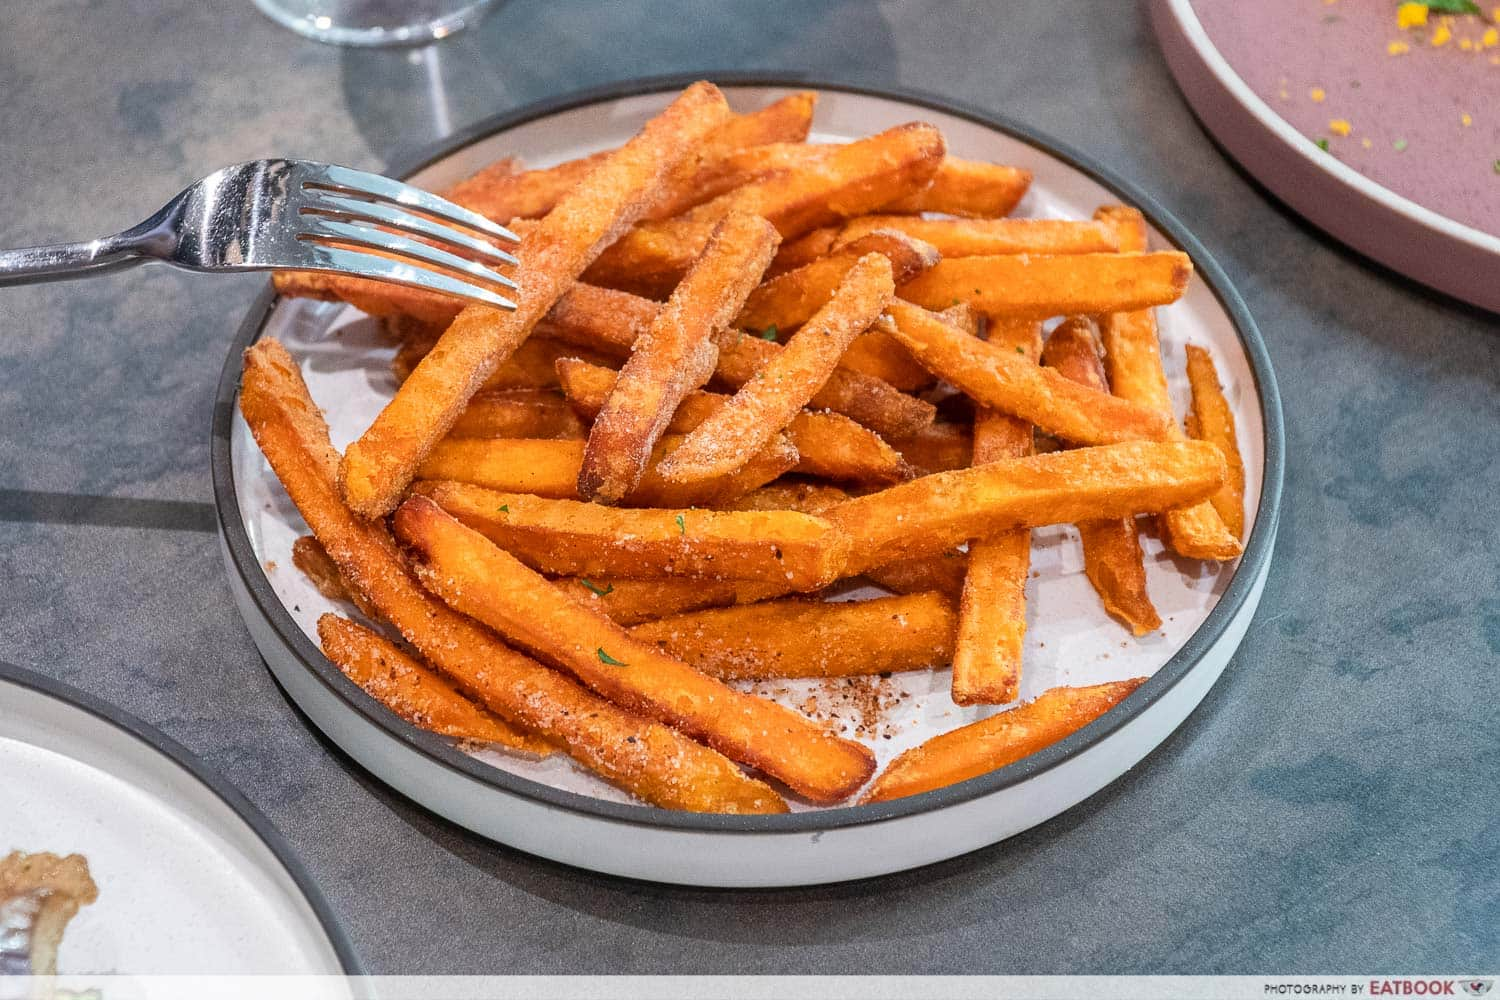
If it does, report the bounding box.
[252,0,498,47]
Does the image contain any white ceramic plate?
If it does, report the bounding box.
[0,664,358,975]
[1151,0,1500,313]
[212,77,1284,887]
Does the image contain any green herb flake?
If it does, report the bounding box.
[1316,138,1330,152]
[596,647,628,667]
[1492,159,1499,176]
[950,297,962,306]
[1015,346,1025,354]
[1394,138,1408,152]
[759,324,778,341]
[1425,0,1481,13]
[497,504,509,513]
[580,578,614,597]
[675,513,686,535]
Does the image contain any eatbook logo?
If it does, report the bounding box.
[1461,982,1493,997]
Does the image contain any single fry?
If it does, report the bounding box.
[659,254,896,483]
[292,535,381,619]
[448,389,584,440]
[899,252,1193,319]
[889,421,972,476]
[338,81,732,518]
[839,329,933,390]
[884,301,1171,446]
[1094,206,1242,561]
[827,440,1227,575]
[864,553,968,600]
[1041,319,1161,636]
[418,480,848,589]
[1184,345,1246,541]
[318,614,541,748]
[584,123,947,296]
[580,211,779,503]
[561,575,786,626]
[240,339,785,813]
[393,496,877,803]
[417,433,797,508]
[718,481,850,515]
[881,157,1031,217]
[831,216,1117,257]
[862,679,1145,803]
[394,336,615,392]
[734,229,938,334]
[539,282,653,358]
[557,358,909,486]
[951,319,1041,706]
[627,591,957,681]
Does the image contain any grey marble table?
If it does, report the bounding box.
[2,0,1495,976]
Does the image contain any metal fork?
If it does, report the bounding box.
[0,159,519,310]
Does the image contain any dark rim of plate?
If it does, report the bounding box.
[210,72,1285,836]
[0,660,364,971]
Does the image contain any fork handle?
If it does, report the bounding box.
[0,234,146,284]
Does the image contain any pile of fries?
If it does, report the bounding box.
[246,82,1248,814]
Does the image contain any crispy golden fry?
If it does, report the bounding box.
[419,480,849,589]
[541,282,934,439]
[448,389,584,440]
[273,267,462,327]
[951,319,1041,706]
[318,614,540,747]
[734,230,938,334]
[417,433,796,508]
[880,157,1031,217]
[339,81,731,518]
[557,358,908,485]
[393,496,876,803]
[289,535,359,620]
[827,440,1227,575]
[292,535,382,619]
[1184,345,1246,541]
[831,216,1117,257]
[1093,206,1242,561]
[394,335,616,392]
[539,283,652,358]
[937,301,981,336]
[781,409,911,484]
[865,554,968,600]
[659,254,896,483]
[561,575,786,626]
[241,339,787,813]
[884,301,1172,446]
[899,252,1193,319]
[862,679,1145,802]
[627,591,956,681]
[718,481,851,514]
[584,123,947,297]
[580,212,779,503]
[769,227,841,275]
[889,421,972,476]
[1041,319,1161,636]
[840,329,933,390]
